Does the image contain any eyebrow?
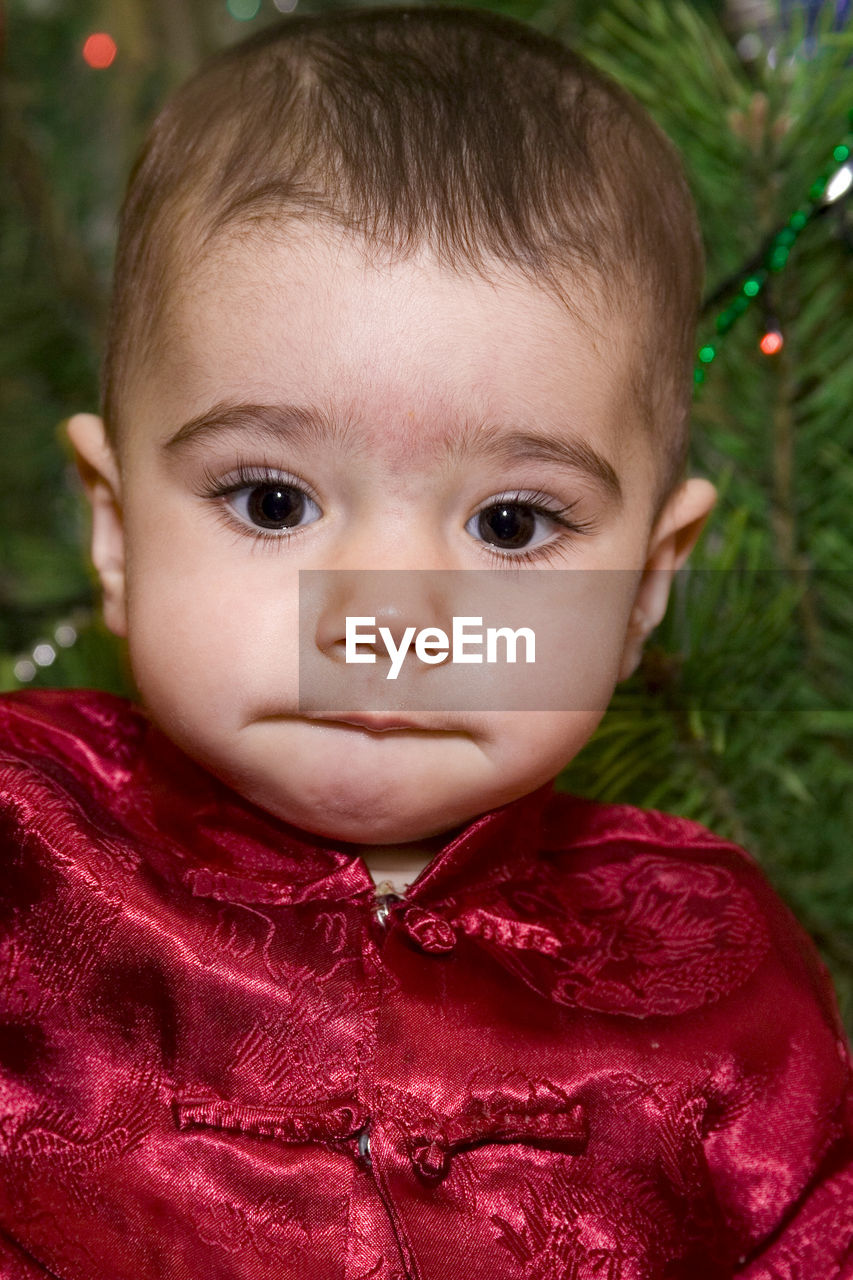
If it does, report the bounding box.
[162,400,623,505]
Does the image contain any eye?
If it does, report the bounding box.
[198,463,323,539]
[227,481,320,533]
[464,492,592,560]
[469,501,542,551]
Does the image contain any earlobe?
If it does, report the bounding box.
[617,604,652,683]
[65,413,128,638]
[617,477,717,682]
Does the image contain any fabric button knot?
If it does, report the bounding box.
[409,1134,451,1182]
[401,906,456,954]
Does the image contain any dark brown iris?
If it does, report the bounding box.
[247,485,305,529]
[477,503,536,549]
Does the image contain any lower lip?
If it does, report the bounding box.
[258,716,464,736]
[332,718,421,732]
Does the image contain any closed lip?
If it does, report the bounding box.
[255,712,440,732]
[327,714,428,732]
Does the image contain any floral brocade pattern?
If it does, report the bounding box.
[456,856,770,1017]
[1,689,853,1280]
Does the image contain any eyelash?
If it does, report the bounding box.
[196,462,597,565]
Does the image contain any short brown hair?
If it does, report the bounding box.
[101,4,704,508]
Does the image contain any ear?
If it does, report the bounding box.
[617,477,717,681]
[65,413,128,638]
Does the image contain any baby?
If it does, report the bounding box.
[1,6,852,1278]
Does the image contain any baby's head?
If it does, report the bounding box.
[67,5,716,853]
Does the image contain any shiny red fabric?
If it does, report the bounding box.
[1,688,853,1279]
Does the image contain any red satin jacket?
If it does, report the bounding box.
[1,688,852,1279]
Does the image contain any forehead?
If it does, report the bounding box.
[126,225,655,505]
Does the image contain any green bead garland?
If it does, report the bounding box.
[694,110,853,388]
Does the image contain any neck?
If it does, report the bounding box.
[355,829,463,895]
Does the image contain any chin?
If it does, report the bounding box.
[188,719,484,844]
[243,772,470,845]
[300,801,458,846]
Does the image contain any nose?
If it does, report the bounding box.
[326,504,453,576]
[312,569,452,669]
[299,569,460,718]
[311,504,460,663]
[297,509,471,716]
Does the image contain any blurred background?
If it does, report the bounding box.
[1,0,852,1018]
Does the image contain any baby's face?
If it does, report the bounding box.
[70,226,714,847]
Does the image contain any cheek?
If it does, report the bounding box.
[491,710,607,783]
[479,575,635,722]
[121,516,300,716]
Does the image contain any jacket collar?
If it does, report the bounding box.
[401,777,555,904]
[132,716,555,907]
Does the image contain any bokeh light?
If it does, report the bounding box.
[760,329,784,356]
[55,623,77,648]
[227,0,261,19]
[32,642,56,667]
[82,32,118,69]
[825,163,852,205]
